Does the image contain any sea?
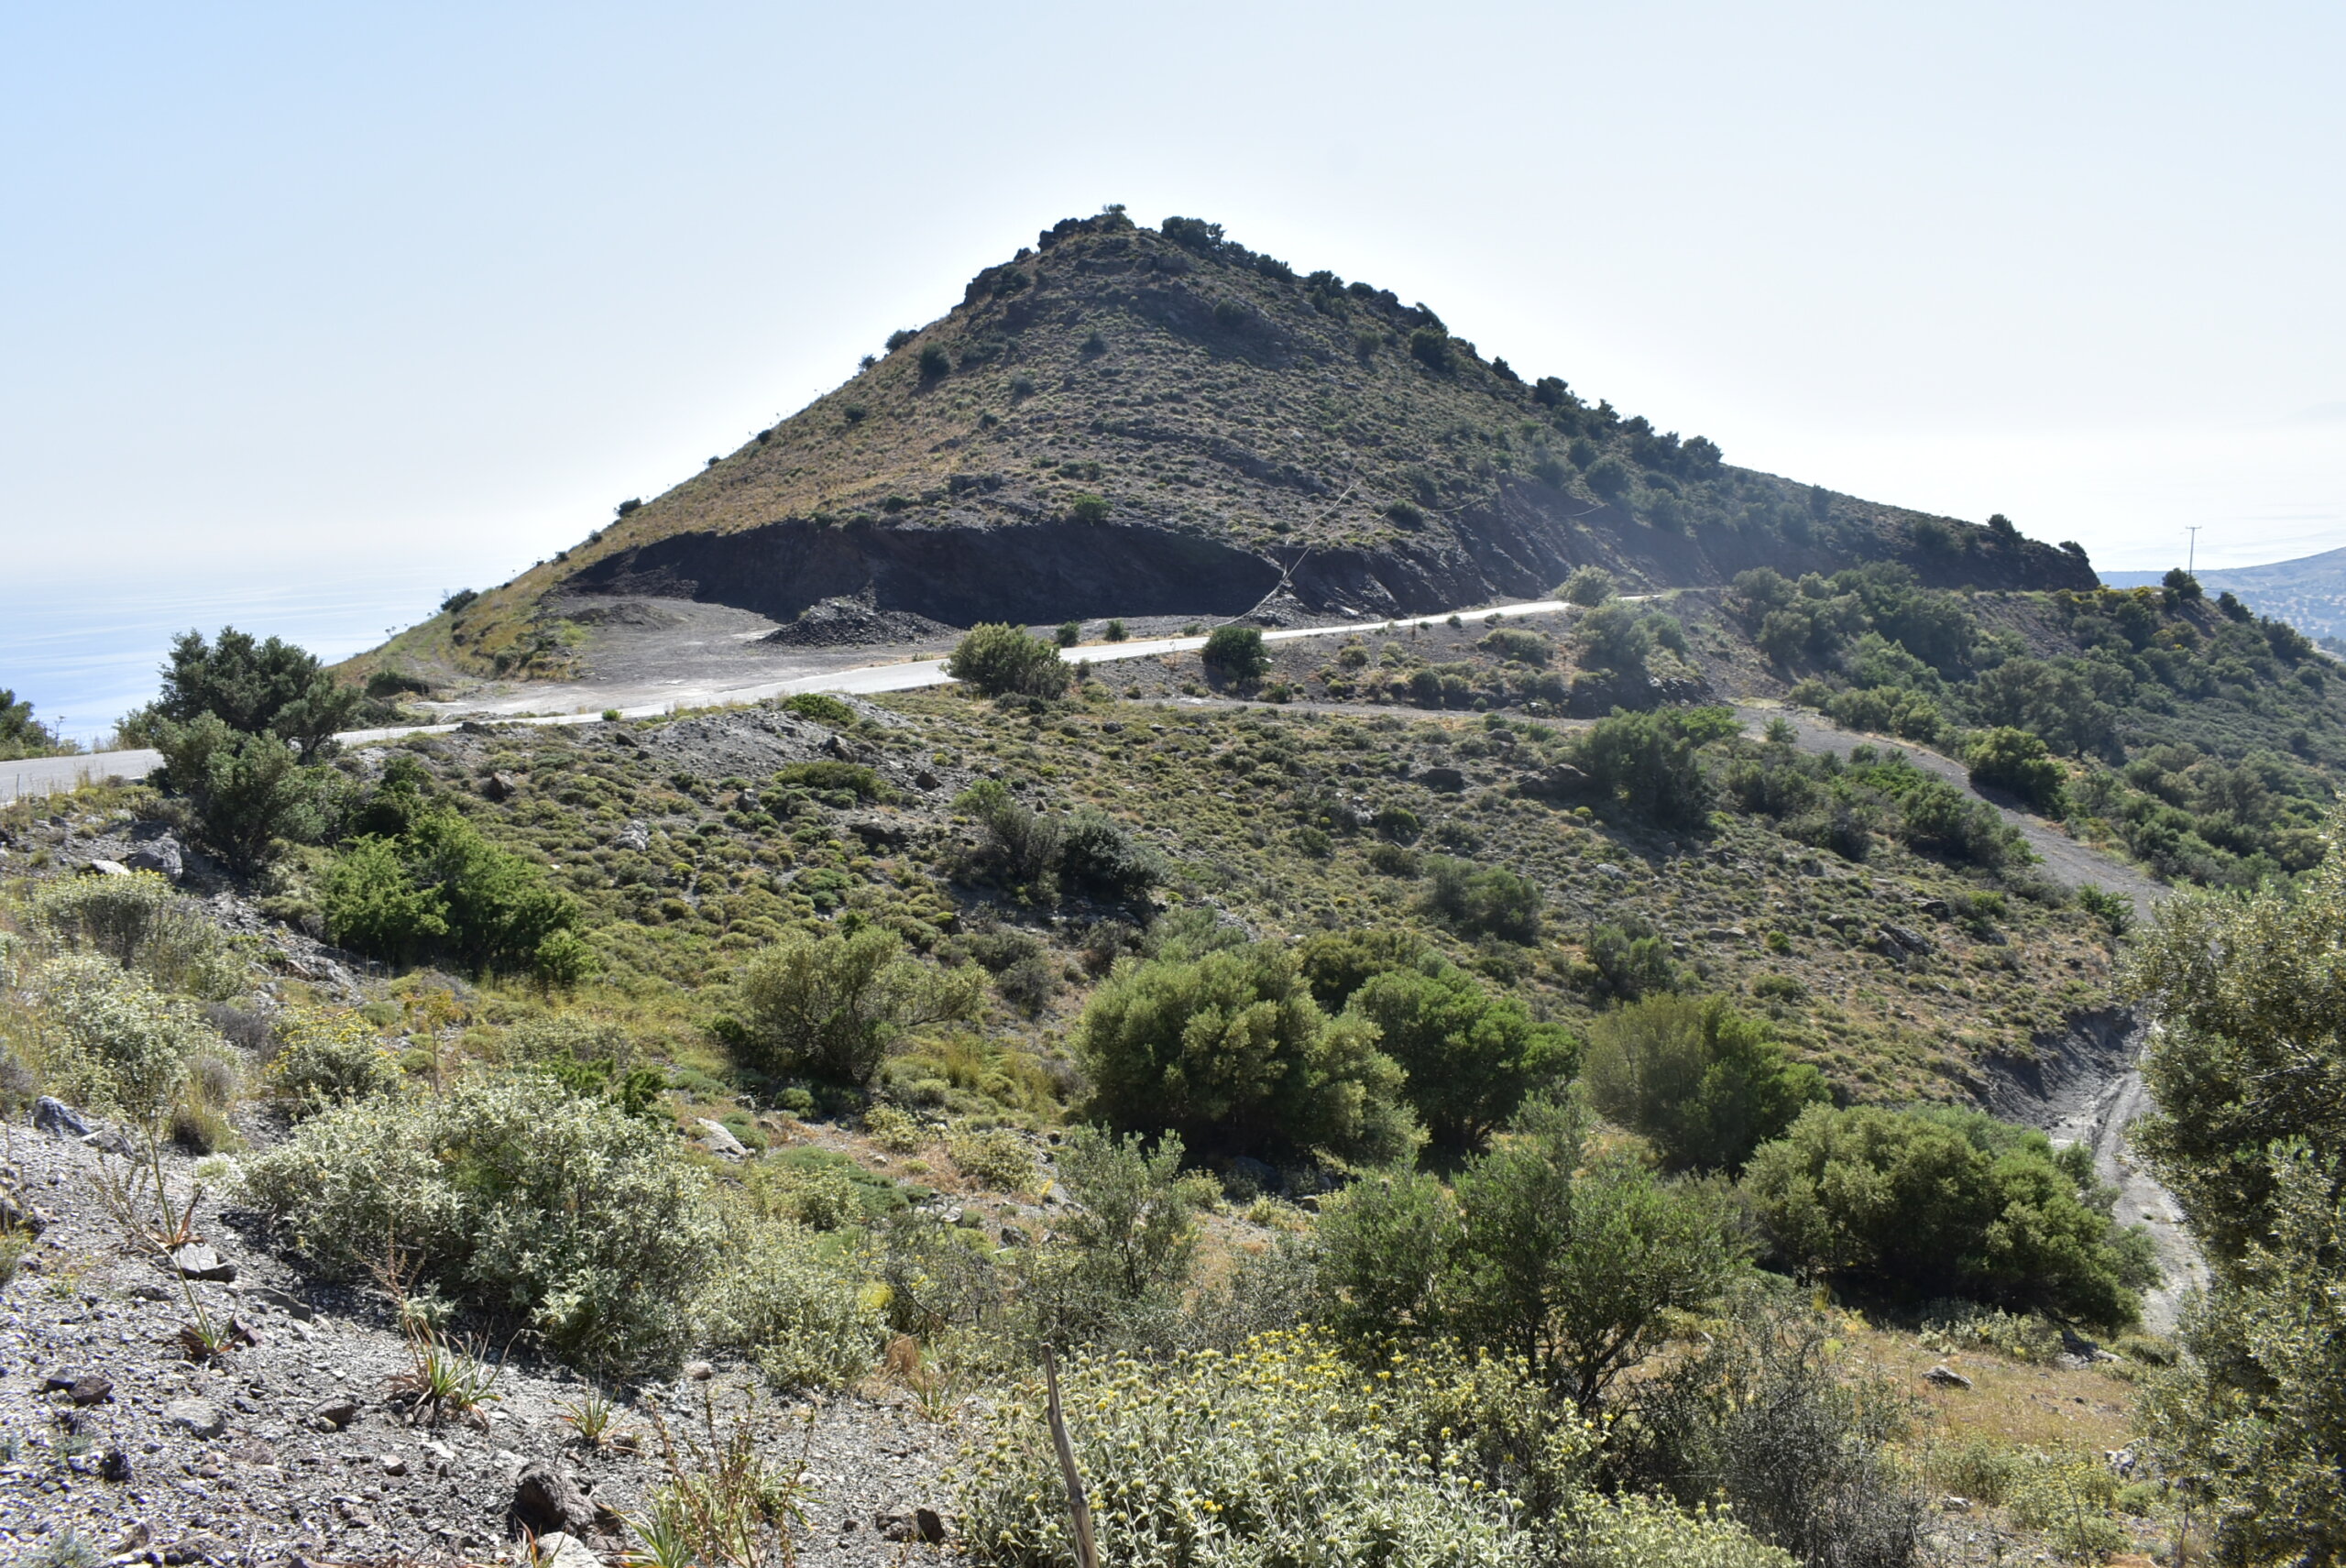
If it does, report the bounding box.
[2,565,470,751]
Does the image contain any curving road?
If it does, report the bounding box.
[5,600,1577,803]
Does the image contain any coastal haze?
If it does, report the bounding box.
[5,2,2342,741]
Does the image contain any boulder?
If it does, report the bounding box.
[511,1459,597,1540]
[171,1243,236,1282]
[248,1285,316,1321]
[0,1190,50,1235]
[529,1533,603,1568]
[695,1119,749,1159]
[165,1398,227,1439]
[843,814,913,849]
[32,1096,90,1137]
[159,1530,233,1565]
[83,859,133,877]
[611,820,651,853]
[1923,1365,1973,1390]
[878,1503,951,1544]
[43,1369,113,1406]
[311,1395,363,1431]
[125,836,184,879]
[1417,765,1467,793]
[482,772,523,802]
[1520,762,1595,800]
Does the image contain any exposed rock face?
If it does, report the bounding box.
[488,214,2095,648]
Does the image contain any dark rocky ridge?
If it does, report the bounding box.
[458,210,2096,654]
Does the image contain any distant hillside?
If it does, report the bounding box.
[2103,545,2346,641]
[400,209,2093,675]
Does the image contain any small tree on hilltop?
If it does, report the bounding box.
[1559,566,1617,607]
[732,927,982,1086]
[1344,959,1576,1153]
[155,712,327,873]
[1071,941,1416,1166]
[158,626,358,761]
[1582,993,1826,1173]
[948,624,1070,699]
[1200,624,1270,684]
[1320,1092,1747,1410]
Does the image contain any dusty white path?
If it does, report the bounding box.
[5,600,1576,801]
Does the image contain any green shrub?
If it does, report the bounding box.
[954,1330,1791,1568]
[1071,941,1416,1165]
[700,1215,882,1389]
[731,927,981,1086]
[2007,1454,2126,1562]
[782,692,857,726]
[1891,775,2023,868]
[31,872,243,997]
[1069,492,1112,524]
[772,760,885,798]
[240,1073,723,1371]
[1576,920,1682,1003]
[744,1155,864,1231]
[269,1008,398,1116]
[1572,708,1738,830]
[1201,624,1271,682]
[321,807,584,976]
[1479,627,1552,665]
[1055,806,1165,904]
[918,345,950,377]
[1742,1104,2155,1328]
[156,626,358,762]
[955,778,1067,893]
[318,834,448,963]
[1626,1299,1924,1568]
[1968,726,2067,814]
[1345,959,1575,1151]
[947,1126,1036,1191]
[33,954,217,1124]
[157,713,329,872]
[2122,834,2346,1562]
[2074,884,2132,936]
[1421,855,1542,943]
[0,687,70,760]
[1825,685,1943,743]
[948,624,1070,698]
[1294,927,1427,1011]
[1320,1093,1748,1410]
[1408,328,1453,372]
[1025,1126,1220,1352]
[1559,566,1617,606]
[1582,994,1827,1173]
[1054,620,1081,647]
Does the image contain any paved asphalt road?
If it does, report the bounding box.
[4,601,1575,804]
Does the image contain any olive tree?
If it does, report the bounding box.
[733,927,982,1086]
[2126,811,2346,1562]
[1320,1093,1747,1410]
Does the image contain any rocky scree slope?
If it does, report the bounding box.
[403,209,2093,678]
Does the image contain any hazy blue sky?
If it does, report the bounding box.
[5,0,2340,630]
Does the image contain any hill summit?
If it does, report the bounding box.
[466,208,2096,648]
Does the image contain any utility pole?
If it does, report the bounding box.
[2187,526,2201,575]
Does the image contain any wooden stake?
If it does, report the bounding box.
[1042,1350,1100,1568]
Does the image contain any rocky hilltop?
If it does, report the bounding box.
[433,210,2092,667]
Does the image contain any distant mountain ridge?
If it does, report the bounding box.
[399,209,2096,673]
[2103,544,2346,640]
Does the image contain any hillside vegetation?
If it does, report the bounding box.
[10,569,2344,1561]
[383,208,2091,682]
